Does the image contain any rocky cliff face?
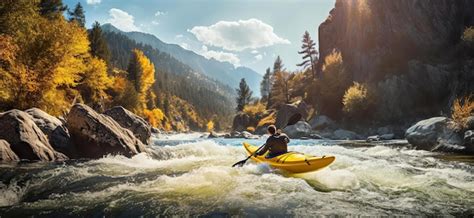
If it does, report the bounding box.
[318,0,474,81]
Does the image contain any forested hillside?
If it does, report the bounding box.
[102,24,262,96]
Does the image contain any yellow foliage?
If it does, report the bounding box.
[342,82,368,115]
[207,120,214,132]
[243,101,266,117]
[257,112,276,128]
[246,126,255,133]
[143,108,165,128]
[452,96,474,128]
[131,49,155,109]
[81,57,113,104]
[462,26,474,45]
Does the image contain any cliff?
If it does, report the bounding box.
[318,0,474,81]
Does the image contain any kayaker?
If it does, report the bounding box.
[254,125,290,158]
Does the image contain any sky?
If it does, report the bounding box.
[64,0,335,74]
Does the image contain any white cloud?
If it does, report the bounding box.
[155,11,167,16]
[251,50,259,54]
[86,0,101,5]
[201,45,240,66]
[175,34,184,38]
[107,8,140,32]
[151,21,159,25]
[188,18,290,51]
[255,54,263,61]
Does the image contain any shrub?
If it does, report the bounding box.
[143,108,165,128]
[246,126,255,133]
[206,120,214,132]
[243,101,266,117]
[342,82,374,120]
[462,26,474,56]
[257,112,276,128]
[452,96,474,128]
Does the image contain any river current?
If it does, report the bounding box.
[0,133,473,216]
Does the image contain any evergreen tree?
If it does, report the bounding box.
[260,67,271,102]
[39,0,67,19]
[273,56,284,73]
[68,2,85,27]
[270,71,292,108]
[297,31,318,79]
[127,49,155,109]
[88,21,110,63]
[267,56,284,109]
[236,78,252,112]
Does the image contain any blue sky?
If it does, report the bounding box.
[64,0,335,74]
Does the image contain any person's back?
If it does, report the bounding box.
[255,125,290,158]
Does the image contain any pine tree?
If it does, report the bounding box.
[270,71,292,108]
[267,56,284,109]
[89,21,110,63]
[39,0,67,19]
[236,78,252,112]
[68,2,85,27]
[297,31,319,79]
[260,67,271,103]
[273,56,284,73]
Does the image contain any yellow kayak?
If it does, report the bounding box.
[243,142,335,173]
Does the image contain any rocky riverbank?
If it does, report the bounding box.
[0,104,152,162]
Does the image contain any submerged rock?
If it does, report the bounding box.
[405,117,463,152]
[0,140,19,161]
[333,129,361,140]
[283,121,312,138]
[67,104,148,158]
[25,108,76,158]
[0,110,67,161]
[104,106,152,145]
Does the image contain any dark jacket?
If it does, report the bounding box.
[256,133,290,158]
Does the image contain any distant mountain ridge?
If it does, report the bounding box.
[102,24,262,96]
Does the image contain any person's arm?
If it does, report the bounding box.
[255,143,269,156]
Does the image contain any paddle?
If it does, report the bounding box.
[232,143,266,167]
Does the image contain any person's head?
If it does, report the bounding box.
[267,125,277,135]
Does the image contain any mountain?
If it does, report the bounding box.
[102,23,262,96]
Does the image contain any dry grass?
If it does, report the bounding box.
[243,101,266,117]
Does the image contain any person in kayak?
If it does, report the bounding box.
[254,125,290,158]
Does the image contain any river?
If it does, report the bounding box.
[0,133,473,216]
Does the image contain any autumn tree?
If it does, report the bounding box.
[78,57,113,110]
[127,49,156,110]
[236,78,252,112]
[270,71,293,108]
[39,0,67,19]
[297,31,318,79]
[68,2,85,27]
[260,67,272,103]
[89,21,110,64]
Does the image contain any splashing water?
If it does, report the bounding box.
[0,136,472,216]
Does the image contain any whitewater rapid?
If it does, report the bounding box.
[0,134,473,216]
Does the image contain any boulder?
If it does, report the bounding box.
[377,126,392,135]
[25,108,76,158]
[0,110,67,161]
[405,117,463,151]
[208,131,219,138]
[104,106,152,145]
[310,133,323,139]
[464,130,474,146]
[333,129,360,140]
[283,121,312,138]
[380,133,395,140]
[275,101,308,129]
[232,112,257,132]
[465,116,474,130]
[0,140,19,161]
[366,135,380,142]
[242,131,259,139]
[67,104,148,158]
[151,127,161,134]
[309,115,335,130]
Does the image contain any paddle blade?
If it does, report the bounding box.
[232,159,247,167]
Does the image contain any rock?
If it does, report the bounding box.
[25,108,76,158]
[104,106,152,145]
[380,133,395,140]
[0,110,67,161]
[366,135,380,142]
[67,104,148,158]
[464,130,474,146]
[0,140,19,161]
[151,127,161,134]
[377,126,391,135]
[208,131,219,138]
[283,121,312,138]
[310,133,323,139]
[317,0,474,82]
[275,101,308,129]
[309,115,335,130]
[465,116,474,130]
[232,112,257,132]
[405,117,463,151]
[333,129,360,140]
